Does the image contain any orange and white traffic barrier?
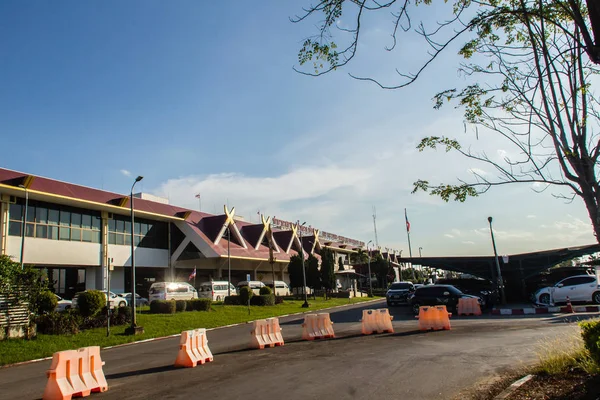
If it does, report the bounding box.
[361,309,394,334]
[416,305,451,331]
[361,310,377,334]
[250,318,284,349]
[43,346,107,400]
[175,328,213,368]
[318,313,335,338]
[457,298,482,316]
[302,313,335,340]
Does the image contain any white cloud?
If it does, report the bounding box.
[468,168,487,176]
[120,169,131,177]
[444,234,455,238]
[462,241,475,245]
[527,215,536,219]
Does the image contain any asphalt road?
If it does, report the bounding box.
[0,300,596,400]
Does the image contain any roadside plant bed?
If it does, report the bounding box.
[0,297,381,366]
[510,371,600,400]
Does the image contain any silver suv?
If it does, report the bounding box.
[533,275,600,305]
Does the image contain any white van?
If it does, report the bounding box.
[148,282,198,302]
[197,281,236,301]
[266,281,290,296]
[236,280,266,295]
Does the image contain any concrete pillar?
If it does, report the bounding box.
[0,196,9,256]
[98,211,109,291]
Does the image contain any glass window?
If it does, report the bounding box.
[48,209,59,225]
[9,203,22,220]
[92,216,101,230]
[48,225,58,240]
[108,219,116,232]
[91,231,101,243]
[8,221,21,236]
[77,269,85,284]
[81,214,92,229]
[59,227,70,241]
[124,221,131,234]
[134,235,141,246]
[124,234,132,246]
[36,225,47,239]
[71,228,82,241]
[71,213,81,227]
[35,207,48,224]
[134,222,141,235]
[82,230,92,242]
[25,206,35,222]
[25,223,34,237]
[60,210,70,227]
[116,234,124,245]
[108,233,116,245]
[140,223,148,235]
[116,220,124,233]
[561,278,577,287]
[583,276,597,284]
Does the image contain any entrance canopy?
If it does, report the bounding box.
[398,244,600,281]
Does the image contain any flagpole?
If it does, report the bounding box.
[405,208,416,281]
[194,265,196,289]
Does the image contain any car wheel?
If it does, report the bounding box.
[593,292,600,305]
[119,301,126,307]
[412,302,421,315]
[539,293,550,305]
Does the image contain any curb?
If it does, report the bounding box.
[493,375,533,400]
[1,297,383,369]
[490,305,600,315]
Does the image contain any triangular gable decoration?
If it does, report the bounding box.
[214,205,247,249]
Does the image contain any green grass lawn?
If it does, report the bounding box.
[0,296,380,366]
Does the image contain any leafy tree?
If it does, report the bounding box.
[350,249,368,266]
[320,248,336,291]
[294,1,600,241]
[306,254,321,291]
[0,255,47,312]
[372,255,389,289]
[338,256,345,271]
[288,254,304,289]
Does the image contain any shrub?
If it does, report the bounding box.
[35,310,81,335]
[238,286,253,304]
[224,296,240,305]
[275,296,284,305]
[175,300,187,312]
[250,294,275,306]
[259,286,272,295]
[580,319,600,365]
[33,290,58,315]
[77,290,106,317]
[149,300,176,314]
[110,306,132,325]
[188,298,212,311]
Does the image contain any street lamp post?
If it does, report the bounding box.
[487,217,507,305]
[298,221,309,308]
[366,240,373,297]
[18,185,28,270]
[126,176,144,335]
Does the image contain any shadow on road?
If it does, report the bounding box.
[105,365,175,380]
[546,313,600,324]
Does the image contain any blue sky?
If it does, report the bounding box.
[1,1,595,256]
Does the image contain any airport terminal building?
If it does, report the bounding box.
[0,168,373,298]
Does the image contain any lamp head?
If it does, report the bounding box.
[135,176,144,183]
[488,216,493,223]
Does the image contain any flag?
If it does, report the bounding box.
[188,267,196,281]
[405,209,410,233]
[195,194,201,199]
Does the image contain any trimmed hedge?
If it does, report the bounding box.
[250,294,276,306]
[239,286,253,304]
[35,310,82,335]
[187,298,212,311]
[224,296,240,305]
[175,300,187,312]
[328,291,351,299]
[149,300,177,314]
[34,290,58,315]
[580,319,600,365]
[77,290,106,317]
[259,286,273,295]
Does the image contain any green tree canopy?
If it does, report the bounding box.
[320,248,336,290]
[288,254,304,289]
[306,254,321,290]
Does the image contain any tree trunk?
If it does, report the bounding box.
[586,0,600,62]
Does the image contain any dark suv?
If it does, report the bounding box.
[435,278,497,309]
[409,285,481,315]
[386,282,415,306]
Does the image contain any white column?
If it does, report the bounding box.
[0,196,8,256]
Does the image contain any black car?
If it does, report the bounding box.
[409,284,481,315]
[386,282,415,306]
[435,278,497,309]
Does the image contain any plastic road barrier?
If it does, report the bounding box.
[416,305,452,331]
[301,313,335,340]
[457,298,482,316]
[250,318,284,349]
[174,328,214,368]
[361,309,394,334]
[42,346,108,400]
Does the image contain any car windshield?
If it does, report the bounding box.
[389,283,412,290]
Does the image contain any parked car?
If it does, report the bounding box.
[386,282,415,306]
[532,275,600,305]
[265,281,291,296]
[54,294,72,312]
[197,281,236,301]
[148,282,198,302]
[119,292,149,307]
[409,285,481,315]
[435,278,497,309]
[526,267,595,298]
[236,281,266,295]
[72,291,128,309]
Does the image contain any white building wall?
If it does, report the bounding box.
[6,236,101,265]
[107,245,168,268]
